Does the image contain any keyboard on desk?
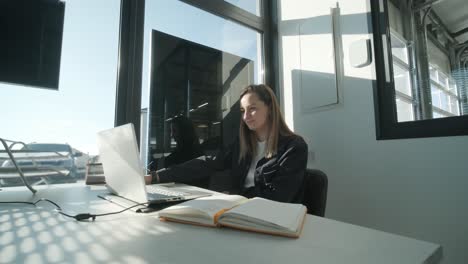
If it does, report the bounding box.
[146,185,186,201]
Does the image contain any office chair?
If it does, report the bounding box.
[302,169,328,217]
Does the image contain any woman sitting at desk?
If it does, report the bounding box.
[146,84,308,203]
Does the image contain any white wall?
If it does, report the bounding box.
[278,1,468,263]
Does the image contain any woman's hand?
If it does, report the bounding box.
[145,171,159,185]
[144,174,153,185]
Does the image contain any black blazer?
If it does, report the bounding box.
[157,134,308,203]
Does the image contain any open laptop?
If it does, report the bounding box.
[96,123,212,206]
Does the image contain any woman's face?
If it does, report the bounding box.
[240,92,269,133]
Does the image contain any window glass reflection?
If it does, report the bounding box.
[141,1,262,170]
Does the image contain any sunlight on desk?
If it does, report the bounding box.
[20,237,35,253]
[0,205,163,263]
[0,184,442,264]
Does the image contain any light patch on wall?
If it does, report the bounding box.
[338,0,370,15]
[296,5,344,112]
[280,35,302,129]
[280,0,335,21]
[299,35,336,74]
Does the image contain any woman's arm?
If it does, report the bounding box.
[148,141,236,185]
[156,157,210,184]
[253,137,308,202]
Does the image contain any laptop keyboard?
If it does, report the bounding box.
[146,185,185,199]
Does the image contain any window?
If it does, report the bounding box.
[0,0,274,189]
[140,0,268,168]
[0,0,121,188]
[371,0,468,139]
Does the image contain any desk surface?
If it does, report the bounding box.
[0,184,442,264]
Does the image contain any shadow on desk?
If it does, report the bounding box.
[0,184,442,264]
[0,193,287,264]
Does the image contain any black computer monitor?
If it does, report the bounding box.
[0,0,65,90]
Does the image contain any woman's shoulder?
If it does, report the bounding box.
[278,134,308,149]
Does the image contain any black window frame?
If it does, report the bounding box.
[116,0,278,144]
[177,0,278,91]
[370,0,468,140]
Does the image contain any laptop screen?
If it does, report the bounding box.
[96,123,148,203]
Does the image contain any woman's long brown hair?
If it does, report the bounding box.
[239,84,295,162]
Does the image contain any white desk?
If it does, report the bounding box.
[0,184,442,264]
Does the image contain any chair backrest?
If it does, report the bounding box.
[302,169,328,217]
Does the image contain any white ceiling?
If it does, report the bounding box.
[432,0,468,43]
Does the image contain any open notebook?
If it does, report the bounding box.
[158,195,307,238]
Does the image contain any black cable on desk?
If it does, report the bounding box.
[0,198,150,221]
[0,198,63,209]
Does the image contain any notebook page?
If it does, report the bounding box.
[223,197,305,230]
[160,194,248,217]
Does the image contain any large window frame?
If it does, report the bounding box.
[116,0,277,144]
[370,0,468,140]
